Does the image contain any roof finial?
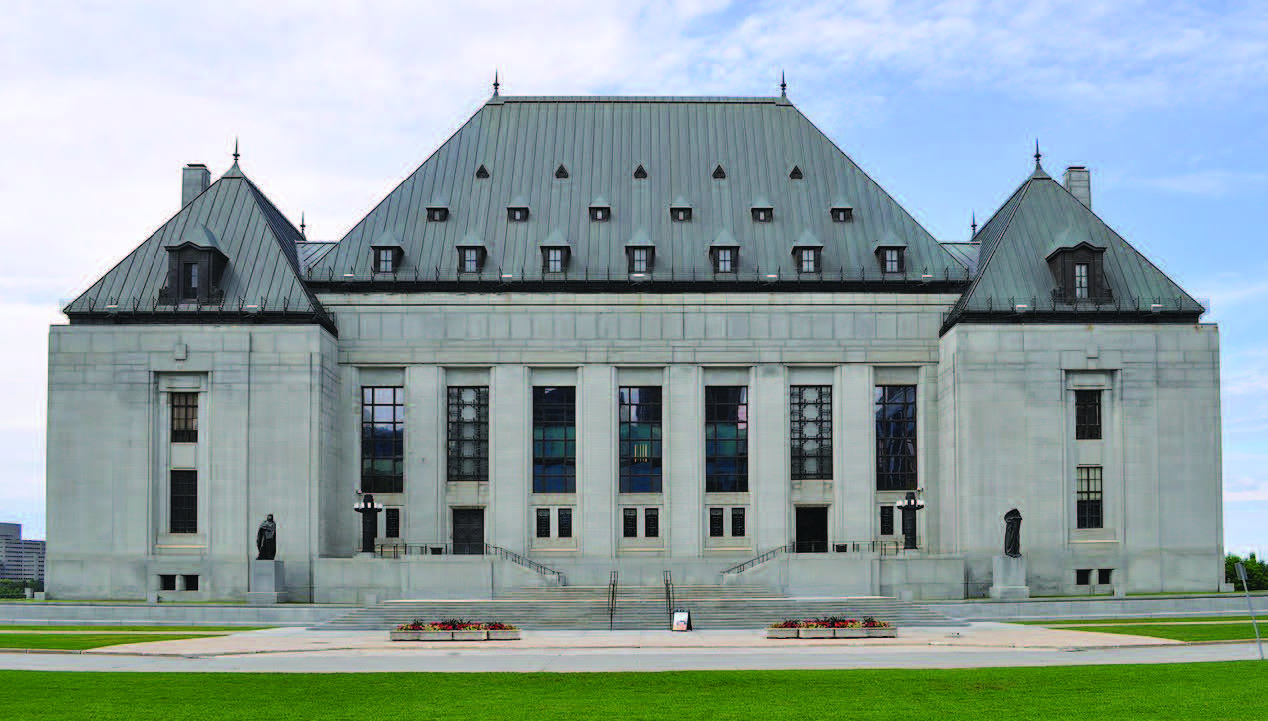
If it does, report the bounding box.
[1034,138,1041,167]
[233,137,240,163]
[492,70,500,97]
[780,70,787,98]
[300,211,307,238]
[971,211,977,237]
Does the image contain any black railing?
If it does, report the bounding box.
[832,540,909,556]
[663,571,675,616]
[607,571,618,631]
[721,544,794,575]
[373,542,566,585]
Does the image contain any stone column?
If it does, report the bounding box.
[751,365,789,551]
[665,365,703,557]
[578,365,616,559]
[490,365,529,549]
[837,365,873,542]
[405,365,443,545]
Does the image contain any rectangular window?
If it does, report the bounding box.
[1074,263,1089,299]
[714,248,734,273]
[623,508,638,538]
[880,506,895,536]
[705,386,749,492]
[182,574,199,592]
[536,508,551,538]
[731,508,745,537]
[170,469,197,534]
[1076,569,1092,586]
[875,385,917,491]
[558,508,573,538]
[376,248,395,273]
[790,385,832,480]
[709,508,725,537]
[799,249,819,273]
[1098,568,1113,585]
[545,248,565,273]
[644,508,659,538]
[180,262,199,300]
[462,248,480,273]
[533,387,576,493]
[1076,466,1104,529]
[385,508,400,539]
[884,249,902,273]
[361,387,404,493]
[619,386,663,493]
[1075,390,1102,440]
[160,574,177,591]
[630,248,650,273]
[171,392,198,443]
[447,386,490,482]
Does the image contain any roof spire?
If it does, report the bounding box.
[780,70,787,98]
[1034,138,1041,168]
[971,211,977,237]
[492,70,500,97]
[300,211,307,238]
[233,137,240,163]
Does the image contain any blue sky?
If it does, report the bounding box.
[1,1,1264,552]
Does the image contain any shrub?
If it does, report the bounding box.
[1226,554,1268,591]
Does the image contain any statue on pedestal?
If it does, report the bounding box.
[1004,508,1022,558]
[256,514,277,560]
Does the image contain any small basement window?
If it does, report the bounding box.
[159,574,177,591]
[1098,568,1113,585]
[1075,569,1093,586]
[508,207,529,222]
[830,207,853,223]
[182,574,199,591]
[427,207,449,222]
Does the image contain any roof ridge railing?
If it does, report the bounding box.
[302,264,973,286]
[721,543,794,575]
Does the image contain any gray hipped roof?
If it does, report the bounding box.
[64,163,334,332]
[308,96,965,283]
[943,162,1205,329]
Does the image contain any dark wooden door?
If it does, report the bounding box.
[795,506,828,553]
[453,508,485,555]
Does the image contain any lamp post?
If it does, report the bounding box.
[354,494,384,555]
[896,490,925,551]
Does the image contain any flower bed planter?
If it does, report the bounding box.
[765,628,799,639]
[487,629,522,641]
[390,630,455,641]
[834,628,867,639]
[865,628,898,638]
[391,619,520,642]
[451,630,488,641]
[767,617,896,640]
[798,628,835,639]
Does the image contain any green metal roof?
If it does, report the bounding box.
[943,162,1205,329]
[64,165,334,332]
[308,96,965,285]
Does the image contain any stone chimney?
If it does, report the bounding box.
[1063,166,1091,209]
[181,163,210,207]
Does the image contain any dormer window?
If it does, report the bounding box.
[180,263,199,300]
[508,206,529,222]
[1046,241,1110,303]
[671,207,692,222]
[752,207,773,223]
[830,207,853,223]
[375,247,398,273]
[634,164,647,179]
[789,165,804,180]
[882,248,903,273]
[627,247,653,273]
[475,164,490,179]
[162,225,228,304]
[555,164,570,179]
[458,247,486,273]
[427,206,449,222]
[710,247,737,274]
[542,247,569,273]
[797,248,821,274]
[589,206,609,222]
[712,164,727,179]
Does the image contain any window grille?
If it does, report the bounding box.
[171,392,198,443]
[731,508,746,537]
[1076,466,1103,529]
[558,508,572,538]
[361,386,404,493]
[533,387,576,493]
[447,387,489,482]
[170,469,197,534]
[623,508,638,538]
[705,386,748,492]
[644,508,659,538]
[875,385,917,490]
[1075,390,1102,440]
[536,508,551,538]
[619,387,662,493]
[791,385,832,480]
[385,508,400,538]
[880,506,895,536]
[708,508,724,537]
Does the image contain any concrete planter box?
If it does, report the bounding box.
[833,628,867,638]
[766,628,799,639]
[389,630,453,641]
[798,628,834,639]
[451,630,488,641]
[865,628,898,638]
[487,629,522,641]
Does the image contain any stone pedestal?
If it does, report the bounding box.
[247,560,287,605]
[989,554,1030,600]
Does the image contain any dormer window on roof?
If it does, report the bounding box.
[670,200,692,222]
[162,225,228,304]
[554,164,569,179]
[374,246,403,273]
[458,247,486,273]
[633,164,647,179]
[789,165,804,180]
[426,206,449,222]
[712,164,727,179]
[589,197,611,222]
[797,248,821,274]
[1046,240,1111,303]
[881,248,903,273]
[627,246,653,273]
[542,246,569,273]
[830,206,853,223]
[710,246,737,273]
[751,203,773,223]
[507,202,530,222]
[475,164,490,179]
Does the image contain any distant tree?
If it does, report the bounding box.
[1226,553,1268,591]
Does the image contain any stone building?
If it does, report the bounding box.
[46,90,1222,603]
[0,523,46,583]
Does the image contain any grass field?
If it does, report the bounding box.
[1072,623,1263,642]
[0,664,1264,720]
[0,633,216,650]
[1016,616,1260,625]
[0,625,268,632]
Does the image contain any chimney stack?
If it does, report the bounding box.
[181,163,210,207]
[1063,166,1091,208]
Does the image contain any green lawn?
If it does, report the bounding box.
[0,633,216,650]
[1072,623,1264,642]
[1016,616,1260,625]
[0,625,269,632]
[0,665,1264,720]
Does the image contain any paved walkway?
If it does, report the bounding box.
[0,623,1262,672]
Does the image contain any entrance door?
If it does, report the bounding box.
[452,508,485,555]
[795,507,828,553]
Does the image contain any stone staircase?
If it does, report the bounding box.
[317,583,967,630]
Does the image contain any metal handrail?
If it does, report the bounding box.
[721,543,794,575]
[607,571,618,631]
[371,542,567,586]
[663,571,675,615]
[486,543,567,586]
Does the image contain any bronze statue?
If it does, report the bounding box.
[256,514,277,560]
[1004,508,1022,558]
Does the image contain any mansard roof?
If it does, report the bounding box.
[942,161,1205,331]
[63,163,335,333]
[306,95,967,289]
